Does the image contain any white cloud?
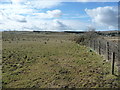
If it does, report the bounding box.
[0,0,62,23]
[0,0,68,31]
[10,14,27,22]
[0,5,29,23]
[47,10,62,18]
[62,20,87,30]
[85,6,118,30]
[0,3,33,14]
[0,0,11,2]
[27,19,71,31]
[33,9,62,18]
[0,14,71,31]
[50,19,70,30]
[0,0,62,9]
[18,0,119,3]
[0,11,3,20]
[28,0,61,9]
[0,1,57,31]
[11,0,26,4]
[76,0,119,2]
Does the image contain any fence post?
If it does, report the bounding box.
[117,46,120,76]
[98,40,101,55]
[106,42,109,61]
[118,52,120,76]
[94,39,95,50]
[92,39,94,50]
[111,52,115,75]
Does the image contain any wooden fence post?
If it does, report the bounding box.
[118,55,120,76]
[92,39,94,50]
[111,52,115,75]
[94,39,95,50]
[98,40,101,55]
[106,42,109,61]
[117,47,120,76]
[91,39,93,49]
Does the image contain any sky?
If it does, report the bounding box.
[0,0,119,31]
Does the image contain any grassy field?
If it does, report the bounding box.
[2,31,120,88]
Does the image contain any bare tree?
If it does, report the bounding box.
[86,25,97,39]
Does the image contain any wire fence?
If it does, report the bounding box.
[76,33,120,75]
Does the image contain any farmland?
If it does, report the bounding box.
[2,31,120,88]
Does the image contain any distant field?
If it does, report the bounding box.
[2,31,120,88]
[104,36,119,43]
[98,30,119,43]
